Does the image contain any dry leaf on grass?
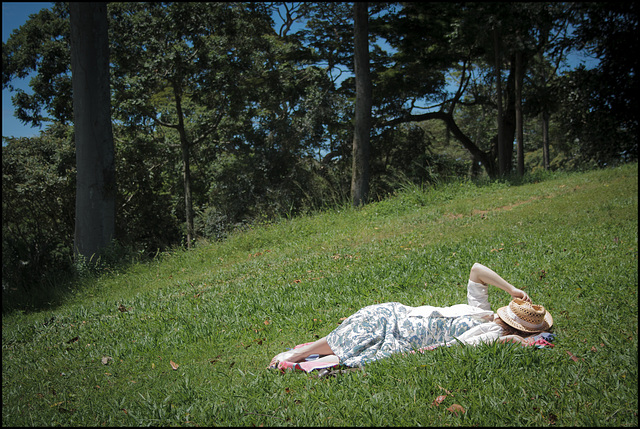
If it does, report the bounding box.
[101,356,113,365]
[566,351,582,362]
[446,404,465,416]
[170,360,179,370]
[432,395,447,406]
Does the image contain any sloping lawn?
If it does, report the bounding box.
[2,164,637,426]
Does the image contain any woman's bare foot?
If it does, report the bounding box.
[267,338,335,369]
[268,349,299,369]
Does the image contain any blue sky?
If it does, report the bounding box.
[2,2,53,140]
[3,2,599,141]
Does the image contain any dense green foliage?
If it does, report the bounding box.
[2,164,637,426]
[2,2,637,290]
[2,126,76,289]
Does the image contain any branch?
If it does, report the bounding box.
[192,110,225,146]
[322,149,342,164]
[381,110,493,170]
[449,59,471,113]
[277,2,303,37]
[153,117,179,130]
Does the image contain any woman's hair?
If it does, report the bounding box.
[495,317,532,337]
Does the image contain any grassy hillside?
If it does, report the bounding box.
[2,164,637,426]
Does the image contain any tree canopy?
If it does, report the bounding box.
[2,1,637,289]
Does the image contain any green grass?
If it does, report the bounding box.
[2,163,637,426]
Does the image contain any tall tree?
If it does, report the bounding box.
[351,2,372,206]
[109,2,274,248]
[378,3,569,178]
[530,32,556,171]
[493,25,507,176]
[69,2,115,261]
[557,2,638,165]
[515,48,525,176]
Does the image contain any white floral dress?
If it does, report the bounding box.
[326,280,504,367]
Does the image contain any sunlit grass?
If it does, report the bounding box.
[2,163,637,426]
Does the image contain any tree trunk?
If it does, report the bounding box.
[173,86,195,249]
[493,28,508,176]
[542,110,550,170]
[515,49,524,177]
[537,34,551,171]
[70,2,115,262]
[351,1,372,207]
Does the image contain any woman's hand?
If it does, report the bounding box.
[510,288,531,303]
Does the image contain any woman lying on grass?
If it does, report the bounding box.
[268,263,554,370]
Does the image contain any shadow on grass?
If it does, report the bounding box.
[2,249,157,315]
[2,272,78,315]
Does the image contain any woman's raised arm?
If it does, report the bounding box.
[469,263,531,302]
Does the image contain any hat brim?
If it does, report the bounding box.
[496,305,553,334]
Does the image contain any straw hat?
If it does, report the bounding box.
[496,298,553,333]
